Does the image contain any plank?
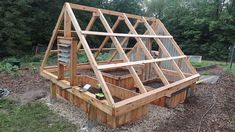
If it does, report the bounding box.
[108,21,140,62]
[81,31,173,38]
[97,56,187,69]
[69,3,155,21]
[41,6,65,68]
[65,3,115,105]
[113,74,200,116]
[122,13,170,85]
[77,14,97,51]
[94,18,121,58]
[142,17,186,79]
[70,39,78,86]
[97,9,147,93]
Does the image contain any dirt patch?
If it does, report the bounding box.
[1,66,234,132]
[156,66,235,132]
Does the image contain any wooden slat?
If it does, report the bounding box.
[97,9,147,93]
[65,3,115,105]
[123,13,170,85]
[113,74,200,116]
[158,21,197,74]
[77,14,97,51]
[70,39,78,86]
[81,31,173,38]
[41,6,65,68]
[108,21,140,62]
[94,18,121,58]
[97,56,187,69]
[142,17,186,79]
[69,3,155,21]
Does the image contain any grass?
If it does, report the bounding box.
[0,98,77,132]
[190,61,210,67]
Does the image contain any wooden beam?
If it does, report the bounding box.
[41,6,65,69]
[65,3,115,105]
[142,17,186,79]
[77,14,97,51]
[81,31,173,38]
[40,70,113,115]
[97,56,187,70]
[122,13,170,85]
[158,21,197,74]
[69,3,155,21]
[94,18,121,58]
[97,9,147,93]
[70,39,78,86]
[113,74,200,116]
[108,21,140,62]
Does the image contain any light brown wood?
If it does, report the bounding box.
[77,14,97,51]
[70,39,78,86]
[97,56,187,69]
[81,31,173,38]
[41,6,65,68]
[114,74,199,116]
[98,9,147,93]
[142,17,186,79]
[123,13,170,85]
[69,3,155,21]
[94,18,121,58]
[65,3,115,105]
[108,21,140,62]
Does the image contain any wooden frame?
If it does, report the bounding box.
[40,2,199,128]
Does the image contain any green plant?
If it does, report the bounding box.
[0,62,20,76]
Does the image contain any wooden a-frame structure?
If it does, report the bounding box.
[40,3,199,127]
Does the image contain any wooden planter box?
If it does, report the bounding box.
[102,68,143,89]
[53,75,148,128]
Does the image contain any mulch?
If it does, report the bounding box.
[0,66,234,131]
[156,66,235,132]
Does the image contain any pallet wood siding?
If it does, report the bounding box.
[54,82,148,128]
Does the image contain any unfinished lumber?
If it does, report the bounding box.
[40,2,199,128]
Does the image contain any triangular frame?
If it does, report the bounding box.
[41,3,199,106]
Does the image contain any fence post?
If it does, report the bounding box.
[230,44,235,69]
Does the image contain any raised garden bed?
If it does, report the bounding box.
[102,68,143,89]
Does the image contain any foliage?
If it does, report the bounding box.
[145,0,235,61]
[0,99,77,131]
[0,57,20,76]
[190,61,210,67]
[224,64,235,76]
[0,0,234,61]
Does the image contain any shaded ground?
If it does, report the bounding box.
[0,66,234,131]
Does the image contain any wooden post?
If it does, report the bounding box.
[70,39,78,86]
[65,3,115,105]
[50,83,57,103]
[58,10,72,80]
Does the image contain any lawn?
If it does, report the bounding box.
[0,98,77,132]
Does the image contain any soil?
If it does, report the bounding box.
[103,69,130,76]
[0,66,234,132]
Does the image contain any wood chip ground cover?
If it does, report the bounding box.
[0,67,234,131]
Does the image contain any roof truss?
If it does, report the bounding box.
[41,2,198,106]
